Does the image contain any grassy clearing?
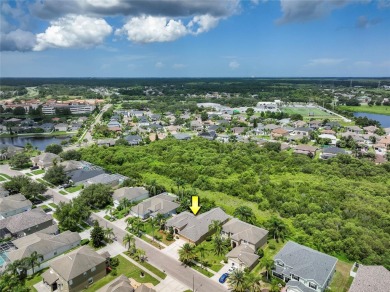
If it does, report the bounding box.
[59,190,68,195]
[338,105,390,116]
[124,252,167,279]
[0,173,12,179]
[329,261,353,292]
[191,263,214,277]
[36,178,54,187]
[194,240,225,272]
[32,169,45,175]
[282,107,332,117]
[84,255,159,292]
[65,184,83,193]
[25,173,33,177]
[141,234,165,250]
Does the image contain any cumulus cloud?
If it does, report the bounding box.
[307,58,345,66]
[229,60,240,69]
[277,0,350,24]
[34,14,112,51]
[115,14,221,43]
[0,29,36,51]
[115,15,187,43]
[30,0,240,19]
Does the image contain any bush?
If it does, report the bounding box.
[256,248,264,258]
[111,268,117,276]
[110,257,119,268]
[81,239,90,246]
[166,233,173,241]
[268,242,276,250]
[154,234,162,242]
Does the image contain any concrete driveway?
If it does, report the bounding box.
[34,281,51,292]
[161,238,187,260]
[97,241,126,258]
[155,275,190,292]
[211,263,235,289]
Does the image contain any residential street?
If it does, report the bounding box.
[90,214,228,292]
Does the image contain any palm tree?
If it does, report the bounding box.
[196,245,208,268]
[178,243,196,265]
[233,206,256,224]
[213,236,227,256]
[137,248,146,262]
[244,273,262,292]
[261,256,274,280]
[150,218,158,242]
[147,179,158,197]
[132,218,144,236]
[104,227,115,243]
[119,198,131,210]
[105,205,114,221]
[27,251,43,274]
[155,213,166,230]
[123,233,135,252]
[265,216,288,242]
[227,269,246,292]
[270,278,280,292]
[208,220,222,236]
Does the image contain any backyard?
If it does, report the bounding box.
[84,255,159,292]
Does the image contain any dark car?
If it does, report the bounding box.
[219,273,229,284]
[30,166,39,170]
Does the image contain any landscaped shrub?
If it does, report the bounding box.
[81,239,90,246]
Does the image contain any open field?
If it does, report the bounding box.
[338,105,390,116]
[282,106,332,118]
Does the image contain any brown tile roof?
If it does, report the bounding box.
[349,265,390,292]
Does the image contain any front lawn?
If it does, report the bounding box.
[36,178,54,187]
[0,173,12,179]
[26,173,33,177]
[59,190,68,195]
[84,255,159,292]
[194,239,226,272]
[49,203,58,208]
[124,251,167,279]
[65,185,83,193]
[32,169,45,175]
[143,221,175,246]
[190,263,214,277]
[329,261,353,292]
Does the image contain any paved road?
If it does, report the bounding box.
[90,214,227,292]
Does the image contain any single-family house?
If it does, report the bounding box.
[41,246,108,292]
[190,120,203,131]
[320,147,347,159]
[98,275,156,292]
[294,145,318,157]
[54,123,68,132]
[149,114,161,121]
[0,208,56,239]
[173,133,191,140]
[129,110,145,118]
[377,137,390,148]
[222,218,269,270]
[130,193,179,219]
[198,131,217,140]
[273,241,337,292]
[291,127,312,137]
[71,123,82,132]
[8,231,81,265]
[308,120,322,129]
[124,135,142,146]
[318,134,337,145]
[324,122,341,130]
[166,207,230,244]
[293,121,307,128]
[253,125,265,135]
[264,124,280,133]
[349,265,390,292]
[231,127,246,135]
[67,169,106,186]
[363,125,378,134]
[0,194,32,219]
[84,173,126,188]
[148,123,164,132]
[31,153,60,169]
[59,160,84,173]
[321,129,336,135]
[113,187,149,206]
[39,123,54,133]
[138,116,149,127]
[346,126,363,135]
[97,139,117,147]
[271,128,289,139]
[107,119,121,129]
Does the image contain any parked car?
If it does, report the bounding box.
[219,273,229,284]
[30,166,39,170]
[228,266,237,273]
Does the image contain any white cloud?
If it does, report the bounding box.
[0,29,36,51]
[155,62,164,68]
[354,61,372,66]
[307,58,345,66]
[115,15,187,43]
[34,14,112,51]
[229,60,240,69]
[188,14,220,35]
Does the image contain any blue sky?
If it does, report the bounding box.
[1,0,389,77]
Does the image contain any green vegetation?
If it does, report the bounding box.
[339,105,390,116]
[282,107,332,118]
[3,176,47,201]
[84,255,159,292]
[125,251,167,279]
[59,190,67,195]
[25,268,48,291]
[81,138,390,268]
[43,165,66,185]
[31,169,45,175]
[48,203,58,208]
[0,173,12,179]
[64,184,83,193]
[329,261,354,292]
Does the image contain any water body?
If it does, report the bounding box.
[353,112,390,128]
[0,136,68,150]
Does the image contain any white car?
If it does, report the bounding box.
[228,266,237,273]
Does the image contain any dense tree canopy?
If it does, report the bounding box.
[45,144,63,155]
[9,153,31,169]
[43,165,67,185]
[80,138,390,268]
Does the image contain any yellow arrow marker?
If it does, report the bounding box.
[190,196,201,215]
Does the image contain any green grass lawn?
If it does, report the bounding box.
[84,255,159,292]
[26,173,33,177]
[282,107,332,117]
[0,173,12,179]
[329,261,353,292]
[49,203,58,208]
[25,268,48,291]
[80,221,91,229]
[124,252,166,279]
[338,105,390,116]
[143,221,175,246]
[65,185,83,193]
[36,178,55,187]
[32,169,45,175]
[59,190,68,195]
[190,263,214,277]
[195,240,225,272]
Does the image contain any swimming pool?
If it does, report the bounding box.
[0,252,9,266]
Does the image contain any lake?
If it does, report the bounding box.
[353,112,390,128]
[0,136,69,150]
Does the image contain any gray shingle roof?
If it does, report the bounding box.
[49,246,106,281]
[98,274,135,292]
[8,231,81,261]
[113,187,149,202]
[131,193,179,217]
[0,194,32,214]
[59,160,83,173]
[286,280,314,292]
[166,207,230,243]
[0,208,53,234]
[349,265,390,292]
[222,218,268,246]
[226,244,259,268]
[274,241,337,287]
[68,169,105,184]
